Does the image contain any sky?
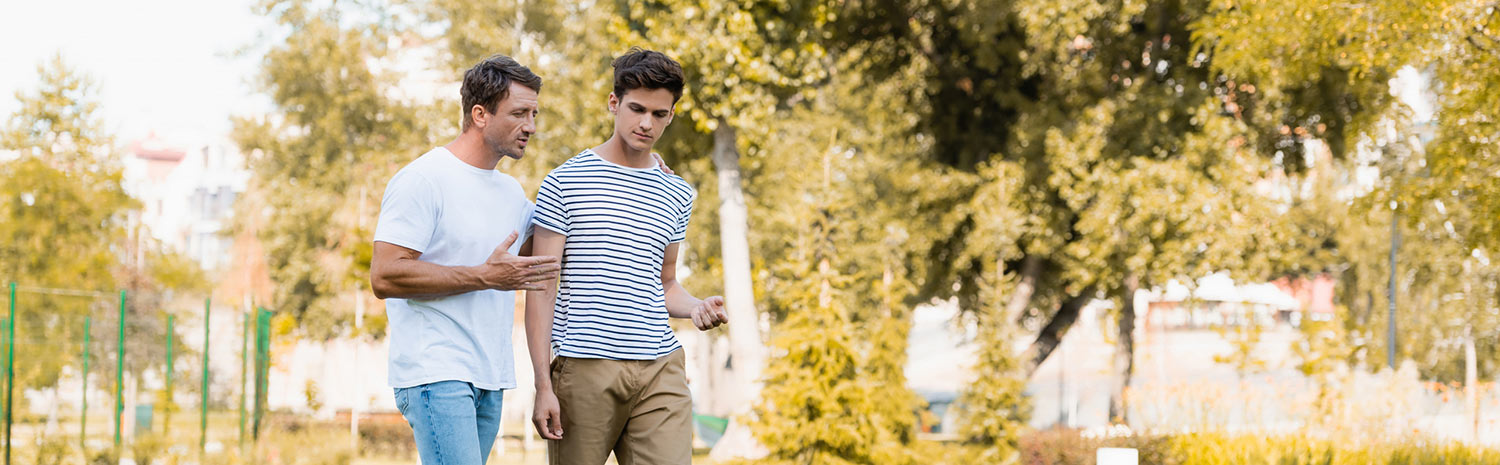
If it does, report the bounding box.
[0,0,272,146]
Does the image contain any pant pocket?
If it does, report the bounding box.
[394,388,410,414]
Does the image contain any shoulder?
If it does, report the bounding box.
[392,148,447,183]
[544,151,604,181]
[657,172,697,202]
[387,158,439,193]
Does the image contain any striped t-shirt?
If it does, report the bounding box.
[532,149,696,360]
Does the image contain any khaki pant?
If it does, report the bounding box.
[548,349,693,465]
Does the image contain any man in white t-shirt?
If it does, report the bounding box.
[369,54,561,465]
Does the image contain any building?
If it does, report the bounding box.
[122,133,249,271]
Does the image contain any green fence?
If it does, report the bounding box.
[0,282,274,464]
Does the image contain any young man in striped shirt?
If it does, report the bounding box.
[525,48,728,465]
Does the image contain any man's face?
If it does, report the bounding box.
[478,82,539,160]
[609,87,675,153]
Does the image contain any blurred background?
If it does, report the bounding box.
[3,0,1500,464]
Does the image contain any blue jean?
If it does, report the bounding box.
[395,380,505,465]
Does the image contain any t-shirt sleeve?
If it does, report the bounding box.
[373,170,439,253]
[532,172,570,235]
[670,190,695,243]
[518,200,537,246]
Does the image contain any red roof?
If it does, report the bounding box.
[1273,275,1337,314]
[129,136,186,162]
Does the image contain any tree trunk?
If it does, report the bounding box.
[1021,288,1095,378]
[707,120,769,460]
[1108,277,1140,425]
[1467,324,1479,442]
[1004,256,1042,323]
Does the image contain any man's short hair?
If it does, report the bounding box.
[612,48,685,103]
[461,54,542,131]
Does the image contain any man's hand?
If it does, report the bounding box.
[689,296,728,331]
[532,388,564,440]
[652,152,675,175]
[478,231,560,291]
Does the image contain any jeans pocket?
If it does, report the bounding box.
[394,387,410,414]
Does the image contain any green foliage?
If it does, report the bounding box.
[958,319,1030,464]
[1197,1,1500,381]
[1214,318,1269,378]
[955,259,1031,463]
[610,0,834,133]
[235,0,434,338]
[1,56,198,397]
[1016,429,1500,465]
[748,102,921,463]
[751,256,879,465]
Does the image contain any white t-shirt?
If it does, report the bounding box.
[373,147,533,390]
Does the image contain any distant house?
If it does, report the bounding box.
[122,133,249,271]
[906,272,1338,433]
[1143,272,1306,329]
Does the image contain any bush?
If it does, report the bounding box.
[130,433,169,465]
[33,435,77,465]
[1013,429,1500,465]
[358,418,416,459]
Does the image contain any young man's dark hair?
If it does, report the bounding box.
[611,47,685,102]
[461,54,543,130]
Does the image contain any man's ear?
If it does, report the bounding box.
[470,104,488,129]
[608,93,619,114]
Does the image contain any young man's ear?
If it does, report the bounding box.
[607,93,619,114]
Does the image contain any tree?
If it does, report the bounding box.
[747,106,920,463]
[828,0,1329,424]
[0,56,133,393]
[1195,0,1500,382]
[1,56,204,428]
[234,0,433,338]
[957,258,1031,463]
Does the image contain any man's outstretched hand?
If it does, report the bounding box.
[478,231,559,291]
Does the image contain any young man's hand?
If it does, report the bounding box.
[532,388,564,440]
[689,296,728,331]
[479,231,560,291]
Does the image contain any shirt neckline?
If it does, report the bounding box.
[437,147,501,177]
[583,148,660,173]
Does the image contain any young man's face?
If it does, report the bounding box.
[609,87,675,154]
[478,82,539,160]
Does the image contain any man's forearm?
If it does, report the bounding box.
[662,279,701,319]
[372,258,489,300]
[525,288,556,390]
